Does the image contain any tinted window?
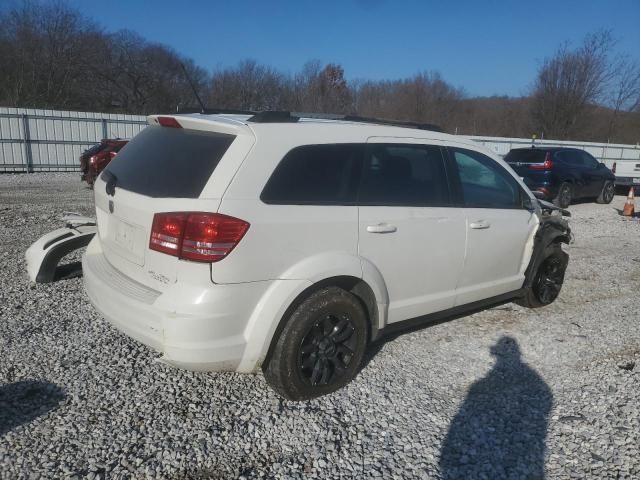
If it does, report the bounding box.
[504,149,548,164]
[451,148,521,208]
[358,144,450,206]
[103,126,235,198]
[556,150,598,168]
[555,150,579,166]
[82,143,106,158]
[579,151,599,168]
[104,142,126,154]
[261,144,362,204]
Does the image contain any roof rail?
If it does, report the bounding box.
[244,110,444,132]
[176,107,257,115]
[247,111,300,123]
[342,115,444,133]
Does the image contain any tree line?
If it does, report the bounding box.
[1,1,638,143]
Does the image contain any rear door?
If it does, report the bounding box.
[448,147,537,306]
[555,150,590,197]
[577,150,607,196]
[94,123,247,290]
[357,139,466,323]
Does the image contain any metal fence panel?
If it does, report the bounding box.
[1,107,639,173]
[0,107,147,172]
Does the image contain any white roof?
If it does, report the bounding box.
[146,112,479,150]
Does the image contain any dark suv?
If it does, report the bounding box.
[504,147,615,208]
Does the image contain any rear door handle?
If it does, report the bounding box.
[470,220,491,230]
[367,223,397,234]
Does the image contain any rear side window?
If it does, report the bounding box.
[261,144,363,204]
[103,126,235,198]
[555,150,578,166]
[359,144,451,206]
[578,151,599,168]
[451,148,522,208]
[504,149,548,164]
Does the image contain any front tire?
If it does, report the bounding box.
[516,250,568,308]
[596,180,615,204]
[553,182,572,209]
[263,287,368,400]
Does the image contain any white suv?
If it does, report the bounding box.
[82,112,571,400]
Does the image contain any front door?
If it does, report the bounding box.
[357,140,466,324]
[448,147,538,306]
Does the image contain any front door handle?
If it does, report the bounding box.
[470,220,491,230]
[367,223,397,234]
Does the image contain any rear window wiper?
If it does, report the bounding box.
[101,170,118,196]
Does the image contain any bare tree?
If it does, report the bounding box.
[0,0,100,109]
[1,3,639,142]
[352,71,464,131]
[606,58,640,141]
[207,59,291,111]
[531,30,617,139]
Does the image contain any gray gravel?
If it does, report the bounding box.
[1,173,639,479]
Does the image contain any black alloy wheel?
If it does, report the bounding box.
[263,286,368,400]
[533,256,566,305]
[298,313,357,386]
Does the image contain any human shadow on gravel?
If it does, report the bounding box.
[439,336,552,480]
[0,380,65,437]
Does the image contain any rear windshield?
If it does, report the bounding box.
[82,143,106,157]
[504,149,548,163]
[103,126,235,198]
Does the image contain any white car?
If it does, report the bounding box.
[82,111,571,400]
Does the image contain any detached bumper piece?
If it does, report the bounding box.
[25,214,97,283]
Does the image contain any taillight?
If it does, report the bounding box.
[150,213,187,256]
[529,152,553,170]
[612,162,616,174]
[157,116,182,128]
[149,212,249,262]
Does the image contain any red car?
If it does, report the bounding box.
[80,139,128,186]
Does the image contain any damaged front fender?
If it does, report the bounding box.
[523,211,572,290]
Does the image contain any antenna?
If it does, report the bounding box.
[180,62,207,114]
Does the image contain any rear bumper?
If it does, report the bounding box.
[82,237,273,372]
[615,176,640,186]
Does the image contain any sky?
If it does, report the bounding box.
[67,0,640,98]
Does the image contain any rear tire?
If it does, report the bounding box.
[263,287,368,400]
[596,181,615,204]
[553,182,572,209]
[516,249,568,308]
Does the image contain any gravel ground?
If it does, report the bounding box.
[1,173,639,479]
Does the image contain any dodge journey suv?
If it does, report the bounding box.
[83,112,571,400]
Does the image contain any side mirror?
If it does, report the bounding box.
[599,162,606,169]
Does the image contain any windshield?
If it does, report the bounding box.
[504,149,549,163]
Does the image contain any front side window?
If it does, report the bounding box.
[451,148,522,208]
[358,144,451,206]
[260,144,363,204]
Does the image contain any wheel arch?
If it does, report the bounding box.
[260,275,380,371]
